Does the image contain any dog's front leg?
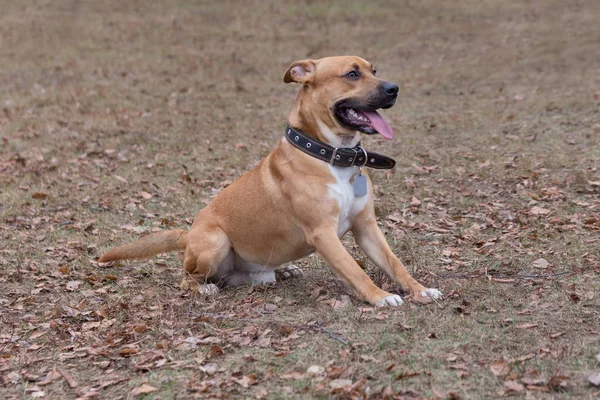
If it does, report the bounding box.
[352,213,442,304]
[308,228,403,306]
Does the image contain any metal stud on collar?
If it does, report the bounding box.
[320,149,326,155]
[295,136,299,141]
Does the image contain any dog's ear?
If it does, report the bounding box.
[284,59,316,84]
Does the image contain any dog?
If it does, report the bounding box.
[99,56,442,307]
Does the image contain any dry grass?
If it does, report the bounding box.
[1,0,599,399]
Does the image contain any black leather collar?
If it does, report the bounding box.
[284,124,395,170]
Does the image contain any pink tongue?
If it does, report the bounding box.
[362,110,394,140]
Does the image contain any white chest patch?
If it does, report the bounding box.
[327,165,370,237]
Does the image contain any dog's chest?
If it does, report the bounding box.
[327,165,370,237]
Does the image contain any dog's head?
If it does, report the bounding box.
[284,56,398,142]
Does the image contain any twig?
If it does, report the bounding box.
[313,324,349,346]
[192,312,349,346]
[438,271,570,280]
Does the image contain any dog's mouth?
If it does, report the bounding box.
[334,103,394,140]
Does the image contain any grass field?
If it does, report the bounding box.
[1,0,599,398]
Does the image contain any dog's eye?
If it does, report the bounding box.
[372,69,377,76]
[345,71,360,80]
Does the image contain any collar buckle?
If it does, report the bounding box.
[351,146,368,167]
[329,148,339,165]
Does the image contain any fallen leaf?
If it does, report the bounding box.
[329,378,353,390]
[521,377,545,386]
[130,383,158,396]
[504,380,525,392]
[532,258,549,269]
[306,365,325,375]
[139,191,152,200]
[114,175,128,184]
[530,206,550,216]
[589,373,600,387]
[118,347,139,356]
[280,371,305,379]
[329,295,351,310]
[516,323,538,330]
[66,281,83,291]
[208,344,223,358]
[31,192,48,200]
[199,363,218,375]
[231,375,252,388]
[489,361,510,377]
[516,353,536,362]
[548,375,569,391]
[57,367,78,388]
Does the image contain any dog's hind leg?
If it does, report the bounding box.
[180,222,232,296]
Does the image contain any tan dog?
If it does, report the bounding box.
[99,56,442,306]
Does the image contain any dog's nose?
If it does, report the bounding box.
[383,82,399,97]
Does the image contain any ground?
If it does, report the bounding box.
[1,0,599,399]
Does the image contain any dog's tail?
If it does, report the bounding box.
[98,229,188,262]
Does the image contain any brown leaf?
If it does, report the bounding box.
[532,258,549,269]
[130,383,158,396]
[330,295,351,311]
[329,378,353,390]
[139,191,152,200]
[231,375,252,388]
[208,344,223,358]
[306,365,325,376]
[114,175,128,184]
[118,347,139,356]
[516,353,536,362]
[31,192,48,200]
[504,380,525,392]
[548,375,569,391]
[280,371,305,379]
[38,369,61,386]
[516,323,538,330]
[489,361,510,377]
[521,376,545,386]
[66,280,83,291]
[455,370,470,378]
[530,206,550,216]
[57,367,77,388]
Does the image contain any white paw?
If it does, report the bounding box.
[375,294,404,307]
[275,264,303,280]
[421,288,443,300]
[197,283,220,296]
